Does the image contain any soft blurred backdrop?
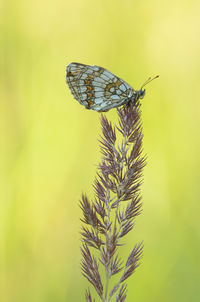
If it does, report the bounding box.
[1,0,200,301]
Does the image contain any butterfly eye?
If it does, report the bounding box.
[140,89,145,99]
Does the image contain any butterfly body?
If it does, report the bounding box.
[66,62,146,112]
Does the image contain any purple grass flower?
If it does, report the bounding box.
[80,102,145,301]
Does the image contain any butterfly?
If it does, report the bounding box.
[66,62,158,112]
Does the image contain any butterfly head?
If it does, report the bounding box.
[137,89,146,99]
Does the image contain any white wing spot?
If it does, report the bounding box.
[111,95,121,100]
[94,76,105,83]
[81,73,88,80]
[80,86,87,92]
[116,89,122,95]
[95,91,104,98]
[99,73,109,81]
[93,98,102,104]
[81,93,87,100]
[103,70,115,79]
[94,86,104,92]
[119,84,127,92]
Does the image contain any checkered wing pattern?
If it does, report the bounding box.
[66,62,135,112]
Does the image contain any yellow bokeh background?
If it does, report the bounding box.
[1,0,200,301]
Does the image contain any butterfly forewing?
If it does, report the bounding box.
[66,63,135,112]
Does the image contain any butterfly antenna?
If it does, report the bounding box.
[141,75,159,89]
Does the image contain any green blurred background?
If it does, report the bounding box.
[1,0,200,301]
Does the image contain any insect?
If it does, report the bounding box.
[66,62,158,112]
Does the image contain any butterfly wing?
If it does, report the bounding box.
[66,62,134,112]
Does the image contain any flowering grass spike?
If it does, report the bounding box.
[79,99,146,302]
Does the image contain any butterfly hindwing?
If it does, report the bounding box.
[66,62,135,112]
